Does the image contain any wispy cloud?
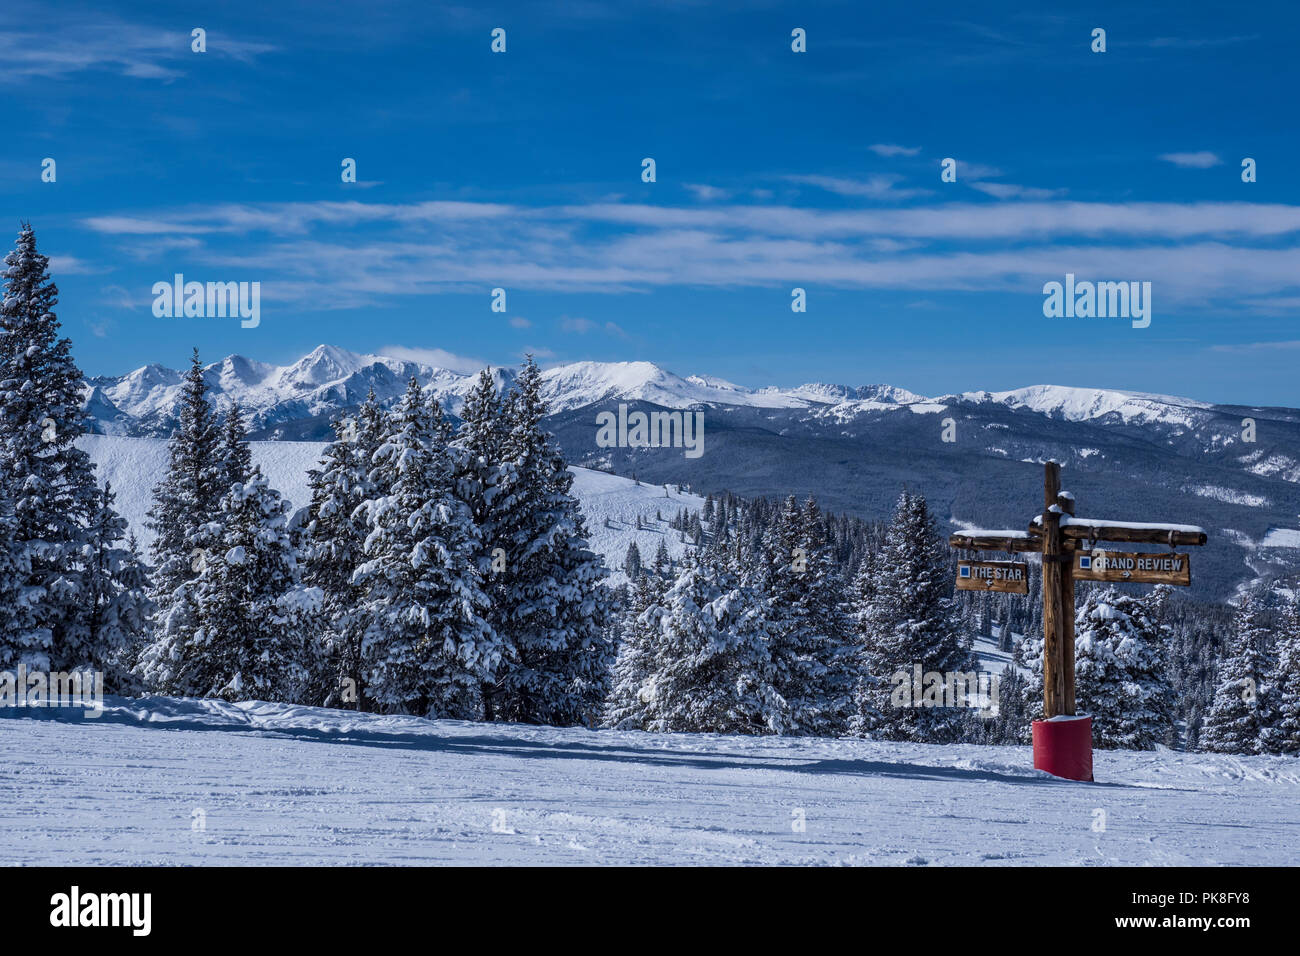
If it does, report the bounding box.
[1159,151,1223,169]
[377,345,486,373]
[868,144,922,157]
[969,182,1067,201]
[683,183,733,202]
[74,197,1300,310]
[0,13,276,82]
[786,173,931,200]
[561,317,628,338]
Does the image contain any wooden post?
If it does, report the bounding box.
[1041,462,1066,718]
[1057,490,1076,716]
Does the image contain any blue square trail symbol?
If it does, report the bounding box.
[959,565,971,578]
[1080,556,1092,569]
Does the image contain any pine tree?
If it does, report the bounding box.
[302,390,385,709]
[217,401,254,490]
[0,473,33,671]
[1202,594,1276,754]
[146,349,223,606]
[638,555,784,734]
[850,489,972,741]
[492,357,614,726]
[1073,587,1173,749]
[353,379,499,718]
[0,223,104,671]
[624,541,643,579]
[453,368,511,717]
[603,569,667,729]
[763,496,854,736]
[77,482,154,692]
[181,470,317,701]
[1264,599,1300,755]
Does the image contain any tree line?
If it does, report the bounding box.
[3,223,1298,757]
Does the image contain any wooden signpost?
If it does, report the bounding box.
[948,461,1208,780]
[955,560,1030,594]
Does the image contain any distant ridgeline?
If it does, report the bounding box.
[83,346,1300,601]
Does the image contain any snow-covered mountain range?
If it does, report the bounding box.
[81,344,1300,599]
[86,343,1243,437]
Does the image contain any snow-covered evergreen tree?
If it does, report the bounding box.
[452,368,512,716]
[0,474,33,671]
[145,350,223,610]
[353,379,499,718]
[603,568,667,729]
[1264,598,1300,755]
[1074,587,1173,749]
[637,555,785,734]
[1201,593,1276,754]
[217,401,254,490]
[1020,587,1175,749]
[624,541,643,579]
[77,482,154,692]
[143,469,318,702]
[763,496,854,736]
[302,389,386,709]
[0,223,103,671]
[491,357,614,726]
[850,489,972,741]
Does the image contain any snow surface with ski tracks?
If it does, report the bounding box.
[2,698,1297,866]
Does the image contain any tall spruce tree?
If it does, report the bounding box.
[353,379,499,718]
[453,368,512,717]
[763,496,854,736]
[146,349,223,604]
[78,482,154,692]
[302,389,386,709]
[603,566,668,729]
[638,554,785,734]
[1201,593,1276,754]
[1072,587,1174,750]
[153,469,318,702]
[0,223,103,671]
[850,489,972,742]
[492,357,614,726]
[0,474,32,671]
[1264,598,1300,755]
[217,401,254,490]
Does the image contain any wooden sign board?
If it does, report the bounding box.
[1073,550,1190,586]
[956,560,1030,594]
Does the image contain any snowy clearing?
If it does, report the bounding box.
[2,698,1297,866]
[79,435,703,582]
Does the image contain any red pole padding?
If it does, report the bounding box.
[1032,716,1094,781]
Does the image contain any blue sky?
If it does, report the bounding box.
[4,0,1299,405]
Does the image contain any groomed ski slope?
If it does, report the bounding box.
[2,698,1297,866]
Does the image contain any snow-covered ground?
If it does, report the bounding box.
[2,698,1297,866]
[79,435,704,582]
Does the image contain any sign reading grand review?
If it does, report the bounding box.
[50,886,151,936]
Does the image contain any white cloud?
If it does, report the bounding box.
[509,316,532,328]
[683,183,732,201]
[868,144,922,157]
[377,346,486,374]
[1158,151,1223,169]
[786,173,931,200]
[969,182,1067,201]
